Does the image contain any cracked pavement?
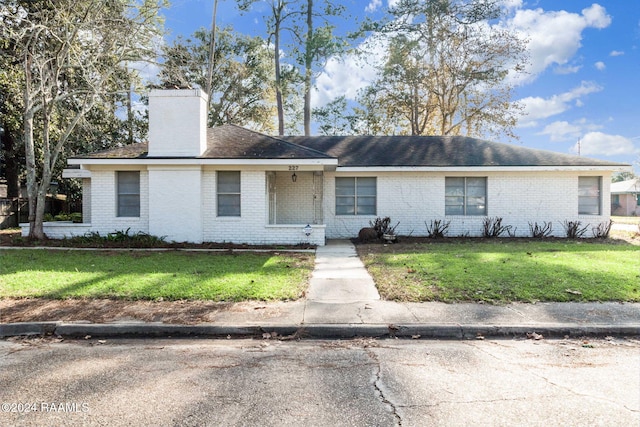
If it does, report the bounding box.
[1,337,638,426]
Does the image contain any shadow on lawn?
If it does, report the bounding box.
[0,250,311,301]
[358,239,640,303]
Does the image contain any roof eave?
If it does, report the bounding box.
[68,157,339,166]
[335,165,631,172]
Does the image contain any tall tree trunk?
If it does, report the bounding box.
[205,0,219,115]
[274,18,285,136]
[127,84,134,144]
[303,0,313,136]
[23,53,41,238]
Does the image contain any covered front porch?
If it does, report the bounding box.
[264,170,326,245]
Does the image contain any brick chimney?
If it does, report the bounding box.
[147,89,208,157]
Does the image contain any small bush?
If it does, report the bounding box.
[482,217,513,238]
[62,228,167,247]
[591,220,613,238]
[528,221,553,238]
[561,220,589,238]
[425,219,450,238]
[358,227,378,242]
[43,212,82,223]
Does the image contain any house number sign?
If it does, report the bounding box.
[288,166,299,171]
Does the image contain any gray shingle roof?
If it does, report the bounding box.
[202,125,333,159]
[75,124,333,160]
[76,142,149,159]
[282,135,628,167]
[74,124,628,168]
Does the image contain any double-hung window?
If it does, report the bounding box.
[217,171,241,217]
[445,177,487,216]
[578,176,601,215]
[117,171,140,217]
[335,177,376,215]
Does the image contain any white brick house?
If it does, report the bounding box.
[28,89,630,245]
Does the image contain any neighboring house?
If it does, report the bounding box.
[22,89,630,245]
[611,178,640,216]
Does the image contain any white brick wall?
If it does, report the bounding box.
[39,167,610,244]
[88,169,149,236]
[148,166,203,243]
[323,171,612,238]
[202,170,324,245]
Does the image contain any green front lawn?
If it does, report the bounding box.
[0,250,313,301]
[359,240,640,303]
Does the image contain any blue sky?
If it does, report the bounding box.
[160,0,640,170]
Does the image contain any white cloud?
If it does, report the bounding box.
[539,121,582,142]
[610,50,624,56]
[501,0,523,11]
[365,0,382,13]
[312,33,389,108]
[505,4,612,84]
[539,119,603,142]
[518,81,602,127]
[574,132,640,156]
[554,64,582,74]
[312,55,378,108]
[594,61,606,71]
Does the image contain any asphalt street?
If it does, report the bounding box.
[0,337,638,426]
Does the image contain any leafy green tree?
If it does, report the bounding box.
[239,0,348,136]
[1,0,165,239]
[159,27,276,133]
[312,95,356,135]
[238,0,299,135]
[297,0,347,136]
[0,50,24,198]
[612,172,636,183]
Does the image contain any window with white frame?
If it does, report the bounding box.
[217,171,241,217]
[578,176,601,215]
[335,177,376,215]
[117,171,140,217]
[445,177,487,216]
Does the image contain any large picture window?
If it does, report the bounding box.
[578,176,601,215]
[335,177,376,215]
[117,171,140,217]
[445,177,487,216]
[217,171,241,217]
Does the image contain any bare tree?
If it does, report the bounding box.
[1,0,165,239]
[360,0,528,139]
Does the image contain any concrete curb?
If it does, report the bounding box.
[2,322,639,339]
[0,322,59,337]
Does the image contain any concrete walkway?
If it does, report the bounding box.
[306,240,379,302]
